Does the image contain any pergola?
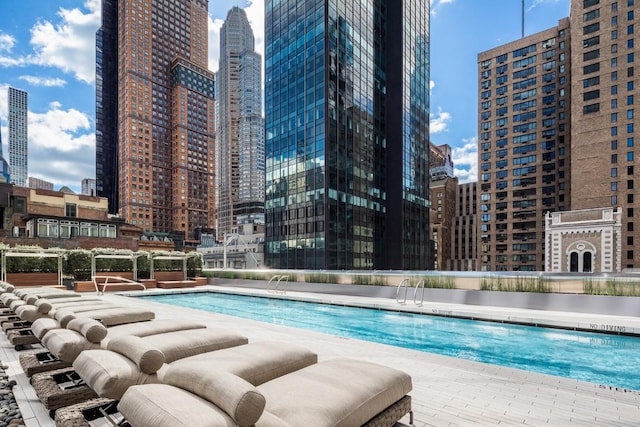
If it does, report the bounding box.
[0,248,65,285]
[90,249,147,281]
[149,251,187,280]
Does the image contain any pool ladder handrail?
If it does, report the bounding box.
[413,279,425,307]
[396,278,410,305]
[266,274,290,295]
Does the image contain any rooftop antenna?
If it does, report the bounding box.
[522,0,525,38]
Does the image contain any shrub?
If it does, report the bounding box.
[186,252,203,277]
[480,275,551,293]
[63,249,91,280]
[304,273,336,284]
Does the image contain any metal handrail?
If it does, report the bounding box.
[413,279,425,307]
[92,275,146,296]
[267,275,290,294]
[266,275,281,293]
[275,275,289,294]
[396,278,409,305]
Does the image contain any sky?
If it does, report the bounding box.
[0,0,571,193]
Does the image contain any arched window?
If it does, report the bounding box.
[583,252,593,273]
[570,252,579,272]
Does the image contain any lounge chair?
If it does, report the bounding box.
[5,299,153,351]
[20,317,208,377]
[55,339,319,426]
[30,321,249,413]
[116,358,412,427]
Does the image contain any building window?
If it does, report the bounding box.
[65,203,77,218]
[37,219,59,238]
[13,197,26,214]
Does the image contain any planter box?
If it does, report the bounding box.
[153,271,185,281]
[6,272,59,287]
[94,271,135,281]
[139,279,157,289]
[73,281,96,293]
[193,277,207,286]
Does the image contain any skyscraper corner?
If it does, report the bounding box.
[265,0,431,270]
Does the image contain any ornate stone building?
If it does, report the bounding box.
[545,207,622,273]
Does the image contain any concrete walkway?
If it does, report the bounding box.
[5,284,640,426]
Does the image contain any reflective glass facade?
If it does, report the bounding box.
[95,0,118,213]
[265,0,431,270]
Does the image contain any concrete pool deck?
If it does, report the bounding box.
[4,284,640,426]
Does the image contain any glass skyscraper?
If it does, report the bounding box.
[216,7,265,239]
[8,87,27,187]
[265,0,431,270]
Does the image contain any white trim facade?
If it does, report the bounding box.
[545,207,622,273]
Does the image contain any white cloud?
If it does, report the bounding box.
[29,102,93,152]
[245,0,265,62]
[207,16,225,72]
[28,102,95,189]
[0,85,8,121]
[18,75,67,87]
[452,137,478,183]
[29,0,101,83]
[431,0,454,15]
[430,107,451,134]
[527,0,561,12]
[0,33,15,53]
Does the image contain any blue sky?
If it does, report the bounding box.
[0,0,570,192]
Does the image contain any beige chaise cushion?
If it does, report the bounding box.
[67,318,108,344]
[119,368,266,427]
[118,384,239,427]
[42,328,100,362]
[36,296,103,314]
[164,366,265,426]
[159,341,318,386]
[107,336,165,374]
[133,328,248,363]
[74,328,248,399]
[255,358,412,427]
[54,307,155,327]
[100,319,205,347]
[14,304,45,322]
[72,307,155,326]
[31,318,61,340]
[73,348,157,400]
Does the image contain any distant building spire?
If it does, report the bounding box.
[522,0,525,38]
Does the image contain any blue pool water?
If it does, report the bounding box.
[138,292,640,391]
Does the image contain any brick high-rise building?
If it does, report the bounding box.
[448,182,478,271]
[96,0,216,246]
[477,20,571,272]
[568,0,640,270]
[429,143,457,270]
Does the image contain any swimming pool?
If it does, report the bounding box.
[138,291,640,391]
